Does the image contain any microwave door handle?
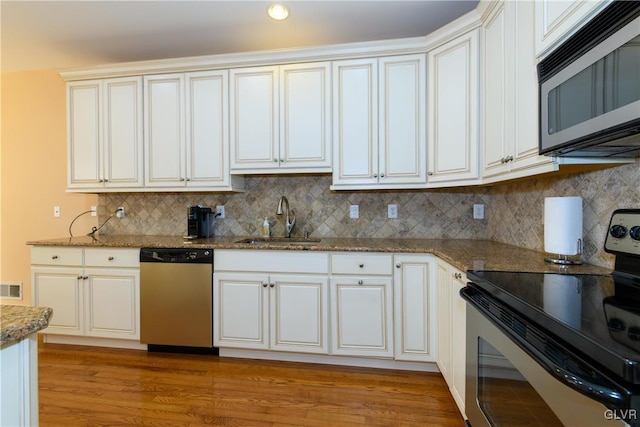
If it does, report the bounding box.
[461,286,627,411]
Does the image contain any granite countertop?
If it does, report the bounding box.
[27,235,612,276]
[0,305,53,348]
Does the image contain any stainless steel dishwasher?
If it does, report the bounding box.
[140,248,216,354]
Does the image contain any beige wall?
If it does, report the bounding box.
[1,70,97,305]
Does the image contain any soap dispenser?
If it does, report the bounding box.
[262,217,270,238]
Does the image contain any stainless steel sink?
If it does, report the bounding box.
[234,238,321,246]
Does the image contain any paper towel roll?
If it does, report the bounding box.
[544,196,583,255]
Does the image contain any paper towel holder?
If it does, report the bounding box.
[544,238,583,265]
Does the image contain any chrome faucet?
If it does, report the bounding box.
[276,196,296,238]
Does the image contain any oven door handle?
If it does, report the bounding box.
[461,286,627,410]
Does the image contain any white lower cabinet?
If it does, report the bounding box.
[329,252,394,357]
[393,254,436,362]
[213,250,330,354]
[31,247,140,341]
[436,258,467,418]
[214,272,329,354]
[330,276,393,357]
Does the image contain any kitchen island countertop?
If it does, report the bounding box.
[27,235,612,276]
[0,305,52,348]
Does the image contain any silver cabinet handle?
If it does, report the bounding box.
[270,283,275,288]
[428,171,433,176]
[262,282,268,288]
[77,275,83,280]
[359,263,364,268]
[380,173,385,178]
[274,158,279,163]
[179,178,185,181]
[454,272,462,279]
[396,263,401,268]
[373,173,378,178]
[358,280,363,285]
[280,158,285,163]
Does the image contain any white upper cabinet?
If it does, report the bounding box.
[230,62,331,174]
[144,71,241,191]
[426,29,480,186]
[535,0,610,58]
[68,77,143,190]
[332,54,427,190]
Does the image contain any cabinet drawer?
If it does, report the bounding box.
[84,248,139,268]
[330,253,393,276]
[215,250,328,274]
[31,247,83,266]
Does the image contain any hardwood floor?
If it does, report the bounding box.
[38,342,465,426]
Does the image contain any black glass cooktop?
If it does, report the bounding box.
[467,270,640,385]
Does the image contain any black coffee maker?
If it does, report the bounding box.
[185,205,212,239]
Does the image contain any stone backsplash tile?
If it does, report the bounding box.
[97,160,639,270]
[99,175,490,240]
[487,160,640,269]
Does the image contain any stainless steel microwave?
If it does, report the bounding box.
[538,1,640,158]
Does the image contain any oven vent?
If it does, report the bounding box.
[0,282,22,300]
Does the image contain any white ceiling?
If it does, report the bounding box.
[1,0,478,73]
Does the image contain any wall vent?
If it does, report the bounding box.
[0,283,23,300]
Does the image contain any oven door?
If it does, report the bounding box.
[463,290,629,427]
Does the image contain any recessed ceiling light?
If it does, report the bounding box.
[267,3,289,21]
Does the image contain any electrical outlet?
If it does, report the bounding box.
[53,206,61,218]
[91,206,97,217]
[216,206,225,219]
[349,205,359,219]
[388,204,398,219]
[116,207,125,218]
[473,204,485,220]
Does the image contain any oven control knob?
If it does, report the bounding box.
[629,327,640,342]
[610,224,628,239]
[630,226,640,241]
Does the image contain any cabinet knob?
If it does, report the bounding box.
[270,283,275,288]
[77,275,83,280]
[373,173,378,178]
[108,256,114,261]
[506,155,514,162]
[280,158,285,163]
[428,171,433,176]
[359,263,364,268]
[396,263,401,268]
[83,276,89,280]
[186,178,192,182]
[51,255,58,260]
[274,158,279,163]
[380,173,385,178]
[454,272,463,279]
[358,280,363,285]
[262,282,268,288]
[500,157,505,164]
[179,178,185,181]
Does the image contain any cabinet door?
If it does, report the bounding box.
[482,4,511,178]
[330,277,393,357]
[270,274,329,354]
[451,270,467,416]
[393,255,435,362]
[332,58,379,186]
[67,80,102,188]
[103,77,144,188]
[279,62,332,172]
[186,70,230,187]
[32,267,83,335]
[213,272,269,350]
[144,74,186,187]
[85,268,139,340]
[435,261,452,385]
[535,0,606,57]
[230,66,278,171]
[378,55,427,185]
[427,31,480,185]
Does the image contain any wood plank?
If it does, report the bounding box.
[38,341,465,426]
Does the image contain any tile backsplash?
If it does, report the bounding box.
[99,175,491,240]
[99,160,639,269]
